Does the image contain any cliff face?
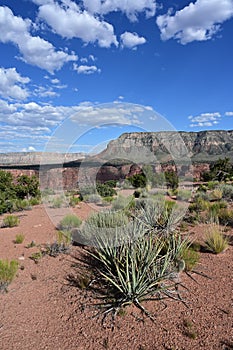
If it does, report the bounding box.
[0,130,232,189]
[102,130,233,163]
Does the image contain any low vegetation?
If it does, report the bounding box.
[0,259,18,292]
[2,215,20,228]
[205,224,229,254]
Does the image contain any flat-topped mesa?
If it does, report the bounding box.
[0,152,85,167]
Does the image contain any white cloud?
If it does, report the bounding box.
[73,63,101,74]
[189,112,221,127]
[83,0,157,21]
[51,78,60,84]
[22,145,36,152]
[0,67,30,100]
[225,111,233,116]
[156,0,233,44]
[33,85,59,98]
[37,1,118,48]
[0,6,77,73]
[120,32,146,49]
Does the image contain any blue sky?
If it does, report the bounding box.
[0,0,233,153]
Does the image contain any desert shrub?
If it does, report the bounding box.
[69,196,81,207]
[2,215,20,228]
[58,214,82,231]
[209,189,223,201]
[218,208,233,227]
[0,259,18,292]
[97,183,117,197]
[104,180,117,188]
[207,181,219,190]
[181,248,200,271]
[128,173,147,188]
[86,210,128,229]
[205,224,228,254]
[29,197,41,206]
[50,196,67,208]
[189,198,210,213]
[176,190,192,202]
[13,199,31,211]
[84,194,102,204]
[164,170,179,190]
[14,234,25,244]
[47,231,71,257]
[207,201,228,221]
[218,184,233,200]
[111,195,134,211]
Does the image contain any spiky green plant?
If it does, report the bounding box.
[0,259,18,292]
[134,199,184,237]
[86,221,185,321]
[205,224,228,254]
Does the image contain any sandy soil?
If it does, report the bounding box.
[0,203,232,350]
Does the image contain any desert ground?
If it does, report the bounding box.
[0,201,232,350]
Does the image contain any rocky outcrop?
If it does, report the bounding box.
[0,130,232,189]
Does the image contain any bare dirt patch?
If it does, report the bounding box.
[0,204,232,350]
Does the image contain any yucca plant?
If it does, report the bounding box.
[205,224,228,254]
[0,259,18,292]
[86,221,186,322]
[134,199,184,237]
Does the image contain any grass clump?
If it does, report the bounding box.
[14,234,25,244]
[0,259,18,292]
[2,215,20,227]
[58,214,82,231]
[205,224,228,254]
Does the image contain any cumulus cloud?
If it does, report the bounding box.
[37,1,118,48]
[189,112,221,127]
[0,6,77,73]
[0,67,30,100]
[120,32,146,49]
[225,111,233,116]
[83,0,157,21]
[73,63,101,74]
[156,0,233,44]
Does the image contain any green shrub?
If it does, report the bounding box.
[176,190,192,201]
[0,259,18,292]
[69,196,81,207]
[111,195,134,211]
[3,215,20,228]
[29,197,41,206]
[218,208,233,227]
[14,234,25,244]
[50,196,67,208]
[205,224,228,254]
[181,248,200,271]
[97,183,117,197]
[127,173,147,188]
[58,214,82,231]
[84,194,102,204]
[209,189,222,201]
[86,210,128,228]
[218,184,233,200]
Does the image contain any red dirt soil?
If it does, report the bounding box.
[0,203,232,350]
